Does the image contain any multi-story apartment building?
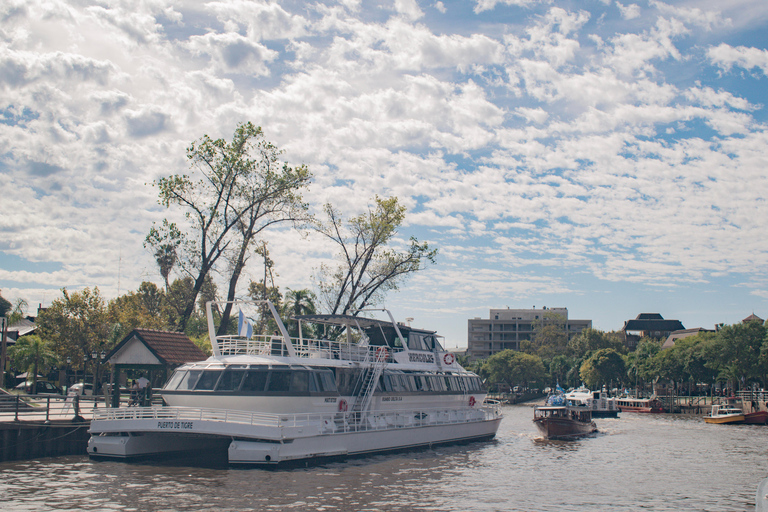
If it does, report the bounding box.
[466,307,592,360]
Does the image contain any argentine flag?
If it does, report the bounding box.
[238,309,254,339]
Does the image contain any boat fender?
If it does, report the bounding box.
[443,353,455,365]
[339,399,348,412]
[469,396,476,407]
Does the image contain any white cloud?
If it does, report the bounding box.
[707,43,768,76]
[186,32,278,75]
[616,2,640,20]
[393,0,424,21]
[473,0,550,14]
[2,0,768,344]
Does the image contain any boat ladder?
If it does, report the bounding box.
[350,348,388,415]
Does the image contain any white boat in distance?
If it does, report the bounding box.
[565,386,620,418]
[88,301,502,466]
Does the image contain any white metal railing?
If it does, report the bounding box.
[92,403,502,434]
[216,334,399,362]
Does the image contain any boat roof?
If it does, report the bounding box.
[294,314,436,334]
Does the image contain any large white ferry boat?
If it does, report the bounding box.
[88,301,502,465]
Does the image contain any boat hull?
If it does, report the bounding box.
[744,411,768,424]
[88,405,502,465]
[703,414,745,424]
[590,410,619,418]
[533,417,597,440]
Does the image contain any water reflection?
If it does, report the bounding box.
[2,406,767,511]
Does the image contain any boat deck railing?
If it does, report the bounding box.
[92,403,501,433]
[215,334,400,362]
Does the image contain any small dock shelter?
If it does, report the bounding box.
[105,329,207,403]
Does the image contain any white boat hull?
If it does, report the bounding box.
[88,405,502,465]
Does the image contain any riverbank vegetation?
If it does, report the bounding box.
[470,317,768,397]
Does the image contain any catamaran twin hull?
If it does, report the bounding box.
[88,405,502,465]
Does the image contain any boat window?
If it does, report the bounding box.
[380,374,393,392]
[407,333,429,351]
[431,376,447,391]
[195,370,223,390]
[313,370,337,392]
[241,369,269,392]
[176,369,203,390]
[336,369,359,395]
[268,371,292,392]
[164,370,187,390]
[387,373,405,392]
[216,369,247,391]
[291,371,309,392]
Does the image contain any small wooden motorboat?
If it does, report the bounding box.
[533,394,597,440]
[704,404,745,424]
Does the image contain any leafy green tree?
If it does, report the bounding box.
[548,354,575,387]
[626,338,661,391]
[146,122,311,332]
[484,349,546,388]
[247,280,282,335]
[281,289,317,338]
[164,277,197,329]
[711,320,766,390]
[654,347,684,390]
[531,311,567,359]
[107,282,170,343]
[314,196,437,317]
[37,288,109,373]
[580,348,626,389]
[568,328,624,359]
[9,335,57,390]
[0,291,11,318]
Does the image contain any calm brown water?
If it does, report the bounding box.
[1,405,766,511]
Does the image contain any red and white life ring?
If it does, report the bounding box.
[469,396,476,407]
[443,353,455,365]
[339,399,348,412]
[376,346,389,360]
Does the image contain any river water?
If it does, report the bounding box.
[1,404,766,511]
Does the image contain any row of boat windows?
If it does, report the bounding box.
[378,373,483,394]
[165,368,338,393]
[163,367,484,395]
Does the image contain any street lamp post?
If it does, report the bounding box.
[66,356,71,391]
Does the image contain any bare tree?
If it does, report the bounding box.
[313,196,437,317]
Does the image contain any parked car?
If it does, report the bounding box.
[14,381,63,395]
[67,382,94,396]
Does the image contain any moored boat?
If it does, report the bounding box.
[565,386,619,418]
[704,404,745,424]
[88,300,503,466]
[533,394,597,440]
[616,396,664,413]
[744,411,768,424]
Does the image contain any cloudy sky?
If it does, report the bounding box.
[2,0,768,348]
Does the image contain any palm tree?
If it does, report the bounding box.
[154,244,178,293]
[9,335,57,392]
[281,289,317,338]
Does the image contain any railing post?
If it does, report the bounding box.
[45,397,51,423]
[14,395,20,421]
